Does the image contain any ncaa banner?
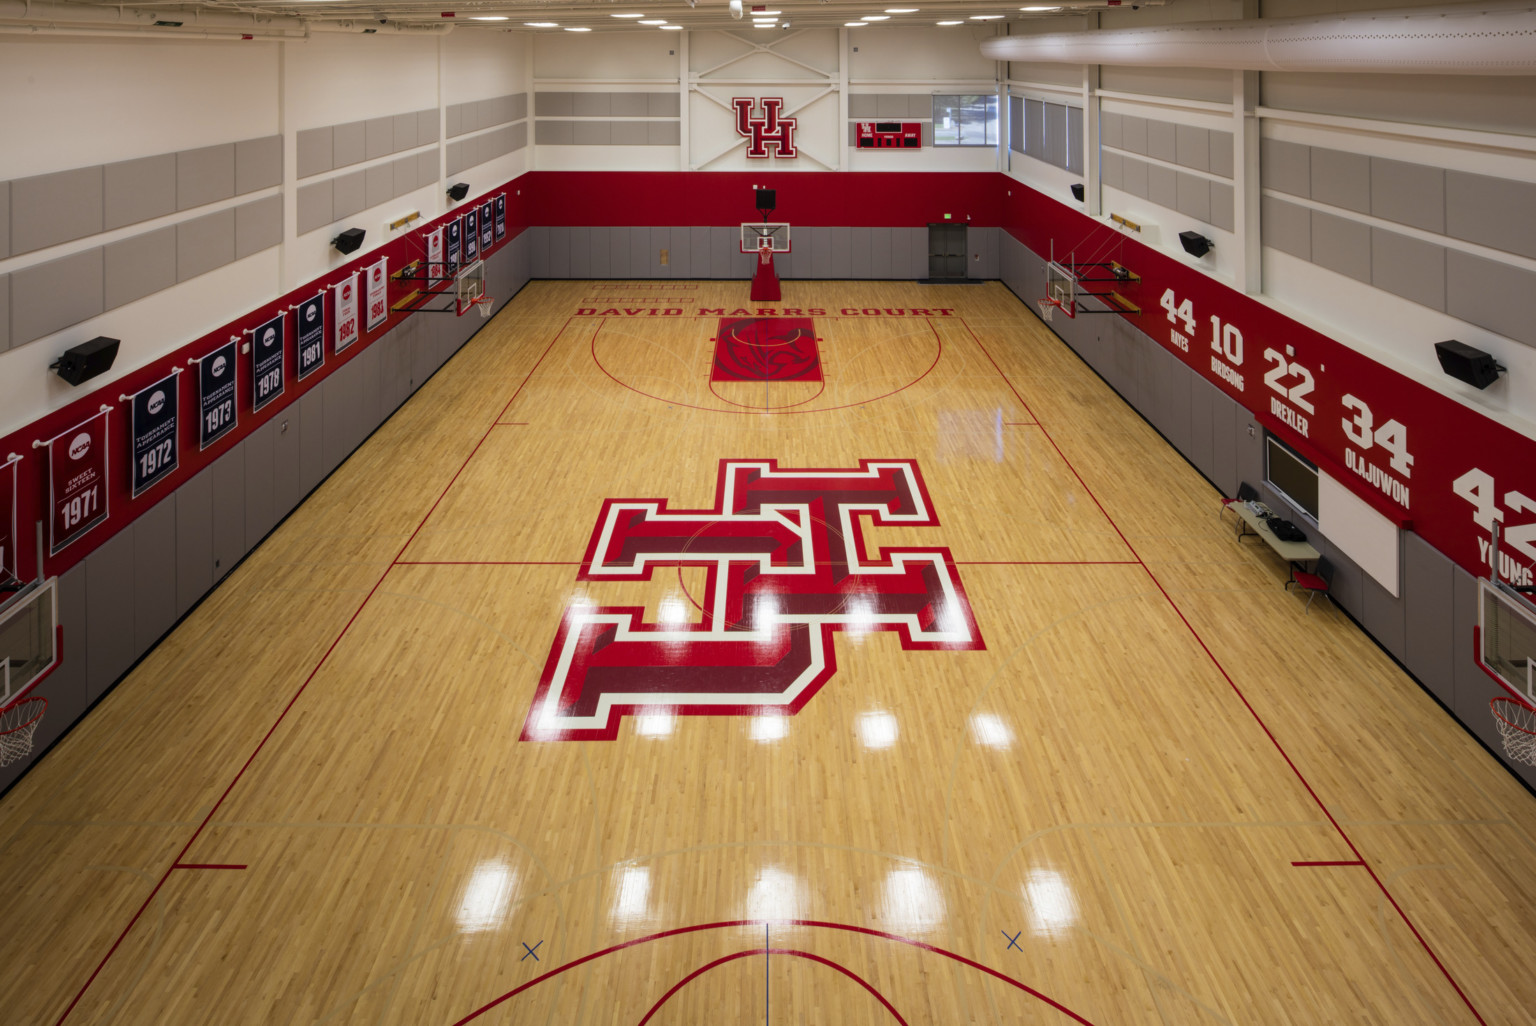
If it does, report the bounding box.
[296,293,326,380]
[334,272,361,353]
[428,227,445,283]
[365,257,389,332]
[479,200,494,252]
[445,219,462,276]
[463,208,479,262]
[494,193,506,241]
[128,371,180,498]
[0,454,18,584]
[41,407,110,556]
[196,338,239,449]
[251,311,286,413]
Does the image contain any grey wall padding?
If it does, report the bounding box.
[133,497,177,655]
[332,121,365,169]
[11,166,103,256]
[297,126,334,179]
[1261,138,1310,198]
[1175,124,1209,172]
[176,208,235,282]
[1446,170,1536,262]
[1309,209,1371,284]
[85,528,135,700]
[297,180,333,236]
[177,143,236,212]
[1370,227,1445,310]
[235,195,282,260]
[105,226,177,309]
[105,154,178,232]
[1446,249,1536,348]
[1262,195,1312,260]
[1010,96,1024,154]
[1370,156,1444,234]
[0,181,8,259]
[0,273,9,353]
[1310,147,1371,215]
[11,247,103,345]
[332,171,365,221]
[297,110,440,179]
[235,136,283,195]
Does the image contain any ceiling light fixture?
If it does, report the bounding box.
[937,19,962,24]
[845,21,867,26]
[564,25,591,31]
[862,14,890,19]
[660,24,683,29]
[471,15,508,20]
[525,21,558,27]
[611,12,646,16]
[886,7,919,11]
[1019,5,1061,9]
[970,13,1005,18]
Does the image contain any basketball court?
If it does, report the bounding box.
[0,273,1533,1024]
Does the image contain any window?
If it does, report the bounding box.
[932,94,999,147]
[1266,436,1320,521]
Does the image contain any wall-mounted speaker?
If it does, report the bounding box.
[1435,339,1505,390]
[332,228,366,254]
[1179,231,1213,258]
[447,182,470,201]
[1070,183,1084,202]
[755,188,776,213]
[50,336,120,387]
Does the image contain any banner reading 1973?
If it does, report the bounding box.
[197,338,239,450]
[43,407,110,556]
[0,454,19,584]
[251,312,286,413]
[296,292,326,380]
[128,371,179,498]
[494,193,506,241]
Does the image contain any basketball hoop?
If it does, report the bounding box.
[473,296,493,320]
[1492,696,1536,765]
[1036,298,1057,323]
[0,697,46,767]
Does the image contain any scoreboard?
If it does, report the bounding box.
[856,122,922,149]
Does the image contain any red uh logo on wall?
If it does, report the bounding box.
[733,97,798,158]
[521,459,984,741]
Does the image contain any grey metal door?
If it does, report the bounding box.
[927,224,968,280]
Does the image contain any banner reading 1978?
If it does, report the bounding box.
[296,293,326,380]
[251,312,286,413]
[463,209,479,262]
[43,407,110,556]
[0,454,19,584]
[128,371,179,498]
[479,200,494,252]
[494,193,506,241]
[197,338,239,450]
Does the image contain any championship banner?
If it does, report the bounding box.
[445,219,462,276]
[365,257,389,332]
[250,311,286,413]
[40,407,110,556]
[494,193,506,241]
[0,454,19,584]
[296,292,326,381]
[463,209,479,262]
[127,371,180,498]
[196,337,239,450]
[479,200,494,252]
[428,227,445,283]
[334,273,360,353]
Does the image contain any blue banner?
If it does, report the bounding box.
[197,338,239,450]
[251,311,285,413]
[296,293,326,381]
[130,371,179,498]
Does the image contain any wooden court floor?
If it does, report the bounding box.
[3,280,1535,1025]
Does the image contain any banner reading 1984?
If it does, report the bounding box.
[251,312,286,413]
[0,454,18,584]
[479,200,494,252]
[494,193,506,241]
[43,407,110,556]
[197,337,239,450]
[296,293,326,380]
[366,258,389,333]
[128,371,179,498]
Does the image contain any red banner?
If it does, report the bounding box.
[334,272,360,353]
[365,258,389,333]
[0,454,18,583]
[43,408,111,556]
[1004,183,1536,587]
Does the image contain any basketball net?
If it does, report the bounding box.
[759,237,774,266]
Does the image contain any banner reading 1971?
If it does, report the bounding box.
[494,193,506,241]
[43,407,110,556]
[296,292,326,380]
[128,371,179,498]
[479,200,494,252]
[197,338,239,450]
[251,312,286,413]
[0,454,19,584]
[335,272,360,354]
[446,219,462,276]
[365,258,389,333]
[463,209,479,262]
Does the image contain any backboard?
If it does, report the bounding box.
[1479,577,1536,706]
[0,577,60,711]
[740,223,792,254]
[1044,261,1078,318]
[455,259,489,317]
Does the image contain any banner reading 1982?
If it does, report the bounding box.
[128,371,179,498]
[479,200,494,252]
[494,194,506,241]
[296,292,326,380]
[43,407,110,556]
[335,273,360,354]
[251,312,286,413]
[197,338,239,450]
[0,454,19,584]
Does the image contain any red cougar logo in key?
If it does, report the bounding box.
[733,97,798,159]
[521,459,983,741]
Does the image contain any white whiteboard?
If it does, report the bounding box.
[1318,470,1400,597]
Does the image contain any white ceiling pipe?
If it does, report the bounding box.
[0,2,454,35]
[980,2,1536,75]
[308,20,455,35]
[0,24,305,39]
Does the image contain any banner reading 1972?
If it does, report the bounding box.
[0,454,19,584]
[43,407,110,556]
[479,200,494,252]
[128,371,179,498]
[197,338,239,450]
[296,292,326,380]
[494,193,506,241]
[251,312,286,413]
[334,272,360,354]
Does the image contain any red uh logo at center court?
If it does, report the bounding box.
[734,97,798,158]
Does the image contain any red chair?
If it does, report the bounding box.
[1287,557,1333,613]
[1220,482,1259,525]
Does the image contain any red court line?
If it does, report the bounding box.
[954,560,1140,566]
[54,318,577,1026]
[396,560,583,566]
[960,317,1488,1026]
[172,864,247,871]
[635,948,907,1026]
[449,919,1097,1026]
[1292,860,1367,868]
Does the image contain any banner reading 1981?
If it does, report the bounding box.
[44,407,110,556]
[251,312,286,413]
[128,371,179,498]
[0,454,19,584]
[494,193,506,241]
[463,209,479,262]
[197,338,239,450]
[479,200,494,252]
[446,219,462,276]
[296,293,326,380]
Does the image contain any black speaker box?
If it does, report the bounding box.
[1435,339,1503,390]
[447,182,470,201]
[1179,231,1213,258]
[755,188,776,212]
[333,228,366,254]
[51,336,120,387]
[1070,183,1084,202]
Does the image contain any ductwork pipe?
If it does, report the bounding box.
[308,21,456,35]
[980,2,1536,75]
[0,1,455,36]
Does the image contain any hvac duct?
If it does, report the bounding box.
[979,2,1536,76]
